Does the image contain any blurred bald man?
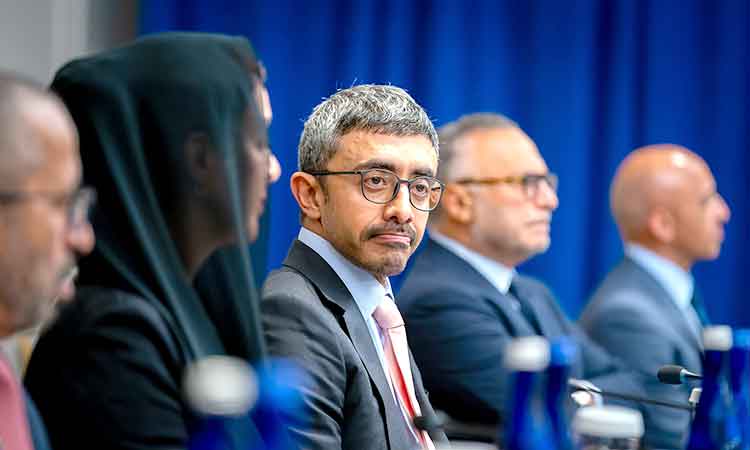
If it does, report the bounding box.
[580,144,731,450]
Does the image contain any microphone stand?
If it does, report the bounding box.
[569,379,694,412]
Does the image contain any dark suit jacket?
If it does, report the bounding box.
[25,391,51,450]
[261,240,447,450]
[398,239,640,425]
[580,257,701,450]
[25,287,263,450]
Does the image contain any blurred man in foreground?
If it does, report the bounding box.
[580,144,730,449]
[0,71,95,450]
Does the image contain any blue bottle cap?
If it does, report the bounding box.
[733,329,750,349]
[550,336,578,366]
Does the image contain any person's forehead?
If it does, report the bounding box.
[461,127,547,176]
[20,100,80,187]
[333,130,438,173]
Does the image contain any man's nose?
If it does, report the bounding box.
[384,182,414,224]
[67,220,95,256]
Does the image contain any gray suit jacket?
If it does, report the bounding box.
[580,257,702,450]
[261,240,447,450]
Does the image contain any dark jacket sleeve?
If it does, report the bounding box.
[403,286,513,424]
[25,289,188,450]
[261,271,347,450]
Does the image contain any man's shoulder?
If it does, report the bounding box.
[581,260,665,327]
[263,265,316,297]
[589,260,659,308]
[261,265,344,327]
[52,286,172,338]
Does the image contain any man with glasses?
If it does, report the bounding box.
[398,113,635,430]
[0,72,95,450]
[262,84,447,450]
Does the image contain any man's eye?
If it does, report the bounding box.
[365,175,389,189]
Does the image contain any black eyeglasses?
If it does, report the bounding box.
[453,173,558,199]
[0,186,97,229]
[307,168,445,212]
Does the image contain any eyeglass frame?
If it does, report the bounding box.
[452,173,558,199]
[0,186,97,229]
[306,168,446,212]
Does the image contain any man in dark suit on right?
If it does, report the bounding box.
[399,113,640,431]
[580,144,731,449]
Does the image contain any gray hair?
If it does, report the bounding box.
[298,84,438,172]
[437,112,517,181]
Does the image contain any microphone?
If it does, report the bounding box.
[657,365,702,385]
[183,356,259,450]
[414,414,444,434]
[568,379,694,412]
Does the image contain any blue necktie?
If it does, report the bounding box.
[691,288,711,326]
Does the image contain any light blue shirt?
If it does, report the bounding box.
[430,230,517,299]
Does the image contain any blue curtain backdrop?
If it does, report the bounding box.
[141,0,749,325]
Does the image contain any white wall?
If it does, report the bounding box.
[0,0,137,83]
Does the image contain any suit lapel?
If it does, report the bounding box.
[283,240,411,448]
[424,240,538,337]
[510,276,559,337]
[621,257,703,352]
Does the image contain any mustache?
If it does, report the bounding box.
[59,265,79,283]
[364,224,417,244]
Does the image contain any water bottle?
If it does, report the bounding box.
[184,356,260,450]
[503,336,554,450]
[730,329,750,450]
[686,325,734,450]
[546,337,577,450]
[572,405,643,450]
[251,359,306,450]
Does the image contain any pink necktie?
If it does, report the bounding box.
[373,297,435,450]
[0,352,34,450]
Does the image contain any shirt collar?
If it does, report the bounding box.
[625,243,694,310]
[298,227,392,317]
[429,230,516,295]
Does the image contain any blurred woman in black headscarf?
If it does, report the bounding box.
[24,32,280,450]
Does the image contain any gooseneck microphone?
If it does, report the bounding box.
[414,414,444,435]
[657,365,703,385]
[568,379,694,411]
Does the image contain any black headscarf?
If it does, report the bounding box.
[52,32,267,363]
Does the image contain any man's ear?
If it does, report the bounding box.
[648,206,676,243]
[184,132,220,195]
[440,184,475,224]
[291,171,324,221]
